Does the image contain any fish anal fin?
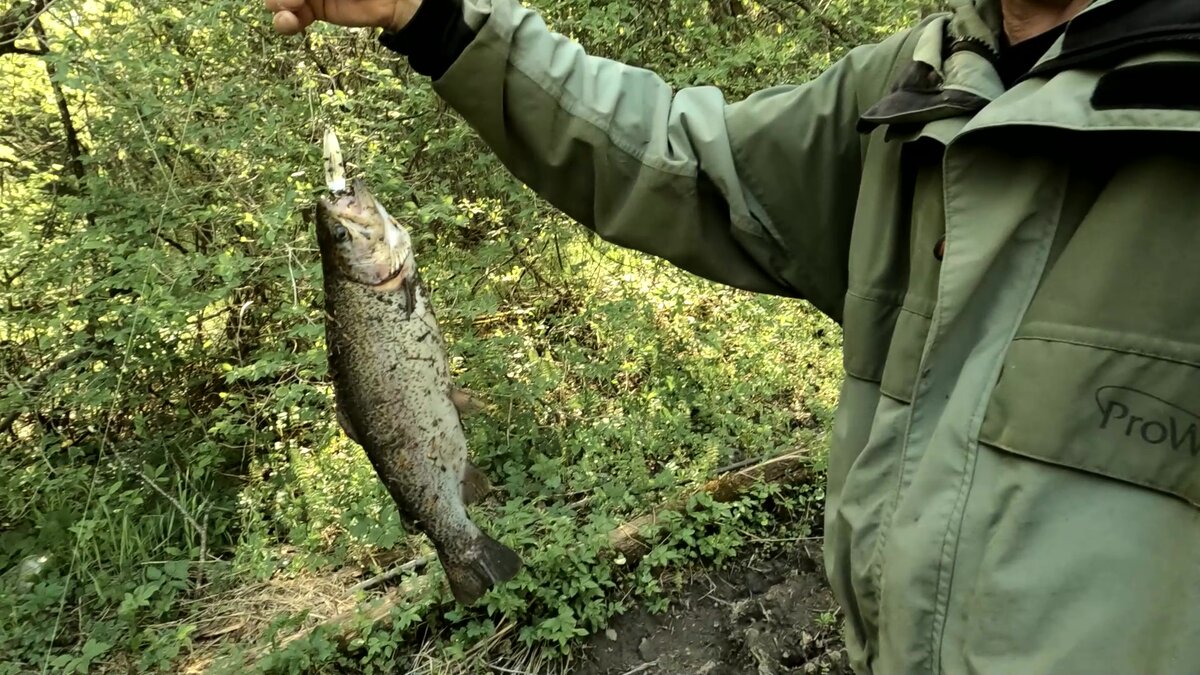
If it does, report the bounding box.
[461,462,492,505]
[336,404,361,444]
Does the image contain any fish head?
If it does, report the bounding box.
[316,178,414,291]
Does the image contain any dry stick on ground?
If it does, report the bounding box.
[236,571,436,664]
[620,662,659,675]
[352,454,780,578]
[238,450,812,668]
[563,452,788,512]
[348,554,434,594]
[356,454,787,580]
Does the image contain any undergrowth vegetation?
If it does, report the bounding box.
[2,0,936,671]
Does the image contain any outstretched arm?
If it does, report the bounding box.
[269,0,916,316]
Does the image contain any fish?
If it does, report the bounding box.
[314,127,522,605]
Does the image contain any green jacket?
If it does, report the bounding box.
[382,0,1200,671]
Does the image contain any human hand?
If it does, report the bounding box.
[266,0,420,35]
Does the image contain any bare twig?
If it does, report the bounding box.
[236,573,435,666]
[620,662,659,675]
[233,451,815,671]
[789,0,848,42]
[565,494,593,510]
[556,449,782,511]
[348,554,433,594]
[712,455,764,476]
[487,663,536,675]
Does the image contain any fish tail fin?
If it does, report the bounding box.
[450,387,487,417]
[461,462,492,505]
[444,534,523,605]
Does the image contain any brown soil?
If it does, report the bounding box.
[571,542,849,675]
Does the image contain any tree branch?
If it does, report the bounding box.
[1,347,93,435]
[347,554,433,593]
[1,45,44,55]
[32,15,96,232]
[228,450,815,672]
[789,0,848,43]
[0,0,48,56]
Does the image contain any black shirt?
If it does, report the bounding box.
[997,23,1069,87]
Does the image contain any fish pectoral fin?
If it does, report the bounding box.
[449,387,487,417]
[461,462,492,505]
[335,404,362,444]
[403,275,416,317]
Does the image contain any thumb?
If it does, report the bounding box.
[272,11,303,34]
[268,0,316,34]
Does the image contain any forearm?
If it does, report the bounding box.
[380,0,795,296]
[379,0,917,313]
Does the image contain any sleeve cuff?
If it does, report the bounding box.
[378,0,478,80]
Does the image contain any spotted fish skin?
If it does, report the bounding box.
[315,156,521,605]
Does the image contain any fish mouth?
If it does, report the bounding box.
[371,260,412,292]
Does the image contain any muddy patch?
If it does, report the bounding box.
[573,543,848,675]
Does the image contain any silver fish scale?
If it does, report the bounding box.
[325,272,483,559]
[316,128,520,603]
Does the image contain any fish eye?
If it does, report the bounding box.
[334,225,349,242]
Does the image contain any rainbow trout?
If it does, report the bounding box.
[314,128,521,604]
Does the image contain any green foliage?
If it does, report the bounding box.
[1,0,936,671]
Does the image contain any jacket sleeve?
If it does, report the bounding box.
[380,0,916,318]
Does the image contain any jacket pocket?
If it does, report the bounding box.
[879,306,932,404]
[841,292,934,405]
[980,333,1200,507]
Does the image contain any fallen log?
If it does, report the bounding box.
[234,449,813,669]
[607,450,811,564]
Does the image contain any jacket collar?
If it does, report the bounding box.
[858,0,1004,134]
[859,0,1200,137]
[1030,0,1200,79]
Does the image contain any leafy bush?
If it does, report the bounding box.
[1,0,935,671]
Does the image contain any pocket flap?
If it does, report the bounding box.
[981,337,1200,507]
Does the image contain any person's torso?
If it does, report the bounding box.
[825,1,1200,672]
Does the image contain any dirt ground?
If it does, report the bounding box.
[571,542,849,675]
[178,527,847,674]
